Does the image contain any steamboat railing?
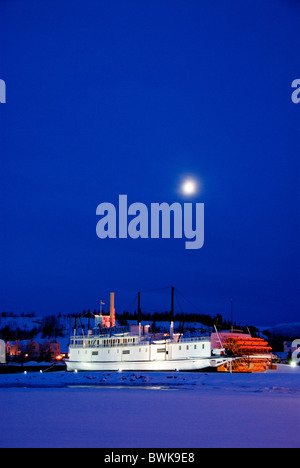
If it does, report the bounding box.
[69,334,210,349]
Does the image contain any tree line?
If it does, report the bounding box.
[116,310,240,330]
[0,309,262,341]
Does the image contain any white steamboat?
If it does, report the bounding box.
[66,290,230,372]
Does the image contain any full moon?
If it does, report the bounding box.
[181,178,197,195]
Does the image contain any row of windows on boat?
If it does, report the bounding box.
[75,343,207,354]
[72,338,208,348]
[72,338,139,347]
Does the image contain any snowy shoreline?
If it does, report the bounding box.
[0,364,299,394]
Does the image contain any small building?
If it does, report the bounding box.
[27,340,40,360]
[6,340,25,357]
[6,339,61,362]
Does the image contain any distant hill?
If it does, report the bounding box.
[258,322,300,340]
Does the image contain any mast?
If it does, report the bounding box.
[170,286,174,339]
[138,291,141,339]
[74,316,77,336]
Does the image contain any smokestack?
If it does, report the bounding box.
[110,292,116,327]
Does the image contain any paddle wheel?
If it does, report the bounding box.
[211,330,274,372]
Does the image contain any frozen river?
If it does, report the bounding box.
[0,365,299,448]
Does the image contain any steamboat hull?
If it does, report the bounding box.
[65,357,228,372]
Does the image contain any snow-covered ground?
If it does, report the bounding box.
[0,364,299,448]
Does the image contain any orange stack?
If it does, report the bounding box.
[217,335,273,373]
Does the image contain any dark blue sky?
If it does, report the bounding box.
[1,0,299,325]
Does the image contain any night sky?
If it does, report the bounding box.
[1,0,299,326]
